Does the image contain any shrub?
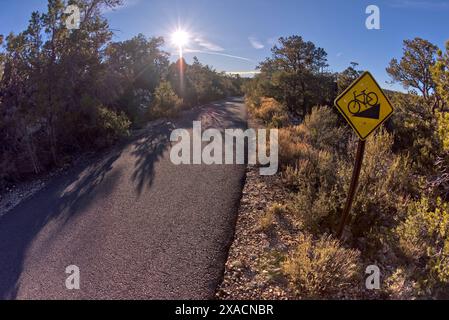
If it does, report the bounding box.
[285,146,340,232]
[243,80,262,109]
[282,234,361,298]
[151,81,183,119]
[270,202,288,215]
[437,111,449,152]
[95,107,131,148]
[258,209,275,232]
[301,106,350,153]
[282,165,302,190]
[279,108,349,231]
[429,154,449,201]
[286,125,413,251]
[396,197,449,295]
[253,97,289,128]
[243,75,278,111]
[278,107,349,169]
[288,185,341,234]
[258,203,287,232]
[343,130,413,244]
[278,126,308,167]
[426,112,449,200]
[388,92,441,172]
[384,267,418,300]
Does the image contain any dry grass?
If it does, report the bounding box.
[252,97,289,128]
[258,203,287,232]
[282,234,362,299]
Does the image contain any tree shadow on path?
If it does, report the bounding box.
[0,148,123,299]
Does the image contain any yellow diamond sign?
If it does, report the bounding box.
[334,71,394,140]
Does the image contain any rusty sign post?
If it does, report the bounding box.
[334,72,394,239]
[336,139,365,239]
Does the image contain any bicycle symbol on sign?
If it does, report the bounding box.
[348,90,379,115]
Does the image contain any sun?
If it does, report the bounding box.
[171,29,190,49]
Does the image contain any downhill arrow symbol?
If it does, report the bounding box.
[352,104,381,120]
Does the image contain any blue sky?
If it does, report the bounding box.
[1,0,449,91]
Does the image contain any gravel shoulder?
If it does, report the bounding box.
[0,157,89,219]
[216,116,303,300]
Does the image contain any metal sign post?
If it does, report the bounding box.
[337,139,366,239]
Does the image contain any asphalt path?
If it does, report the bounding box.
[0,98,247,300]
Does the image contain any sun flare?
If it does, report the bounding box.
[171,29,190,49]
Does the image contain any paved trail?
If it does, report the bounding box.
[0,98,247,300]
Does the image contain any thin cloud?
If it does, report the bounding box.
[249,37,264,49]
[193,37,224,52]
[184,49,255,62]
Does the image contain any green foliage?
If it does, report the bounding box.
[255,36,336,117]
[243,75,270,109]
[386,37,438,101]
[168,57,242,107]
[284,107,413,251]
[429,154,449,201]
[337,62,364,94]
[150,81,183,118]
[285,147,339,232]
[94,107,131,148]
[388,92,441,171]
[282,234,361,299]
[344,131,413,245]
[252,97,288,128]
[244,33,449,299]
[275,96,447,297]
[432,40,449,107]
[0,0,123,186]
[278,106,348,169]
[244,39,367,122]
[278,107,349,231]
[105,34,169,123]
[0,1,242,188]
[300,106,350,152]
[279,115,338,230]
[396,198,449,295]
[436,111,449,152]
